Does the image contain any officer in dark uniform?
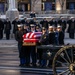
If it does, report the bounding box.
[0,18,4,39]
[4,17,11,40]
[40,18,48,29]
[58,17,67,32]
[53,26,59,45]
[12,17,20,34]
[48,26,55,67]
[29,17,36,25]
[39,27,49,67]
[30,24,37,67]
[48,26,55,45]
[57,25,64,45]
[30,11,36,18]
[67,17,75,39]
[49,17,57,27]
[21,17,27,24]
[15,25,24,66]
[36,25,41,32]
[22,24,30,67]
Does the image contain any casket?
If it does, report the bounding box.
[23,32,42,46]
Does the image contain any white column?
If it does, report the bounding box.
[8,0,17,11]
[6,0,19,22]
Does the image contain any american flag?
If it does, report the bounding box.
[23,32,42,43]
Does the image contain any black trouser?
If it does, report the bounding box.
[30,46,37,66]
[20,46,30,65]
[5,30,10,40]
[37,49,42,65]
[0,30,3,39]
[69,32,74,39]
[6,33,10,39]
[25,46,30,65]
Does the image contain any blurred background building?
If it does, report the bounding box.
[0,0,75,14]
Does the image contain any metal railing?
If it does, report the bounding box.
[18,10,75,18]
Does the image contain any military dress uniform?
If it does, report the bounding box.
[4,18,11,40]
[22,24,31,67]
[57,25,64,45]
[39,27,49,67]
[58,18,66,32]
[15,25,24,66]
[67,17,75,39]
[49,18,57,27]
[30,24,37,67]
[40,18,48,29]
[48,26,55,67]
[0,19,4,39]
[21,17,27,24]
[12,17,20,34]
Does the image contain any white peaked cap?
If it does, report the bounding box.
[30,24,35,26]
[61,17,65,19]
[17,24,23,27]
[49,26,53,28]
[70,17,74,19]
[57,25,61,28]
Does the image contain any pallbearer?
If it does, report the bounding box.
[30,24,37,67]
[22,24,30,67]
[48,26,55,67]
[57,25,64,45]
[48,26,55,45]
[39,27,49,67]
[15,24,24,66]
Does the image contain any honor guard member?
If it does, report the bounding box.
[57,25,64,45]
[40,18,48,29]
[39,27,49,67]
[30,11,36,18]
[22,24,31,67]
[36,25,41,32]
[25,19,31,31]
[4,17,11,40]
[12,17,20,34]
[49,17,57,27]
[30,24,37,67]
[53,26,59,45]
[0,18,4,39]
[48,26,55,45]
[21,17,27,24]
[58,17,67,32]
[30,17,36,25]
[15,24,24,66]
[48,26,55,67]
[67,17,75,39]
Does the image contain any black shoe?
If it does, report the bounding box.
[40,65,46,68]
[32,64,37,67]
[26,64,31,67]
[19,64,25,67]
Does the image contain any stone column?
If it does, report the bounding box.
[6,0,19,38]
[6,0,19,22]
[31,0,41,12]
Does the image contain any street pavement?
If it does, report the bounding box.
[0,33,75,75]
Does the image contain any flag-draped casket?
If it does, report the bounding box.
[23,32,42,46]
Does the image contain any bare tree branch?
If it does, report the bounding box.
[58,0,66,12]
